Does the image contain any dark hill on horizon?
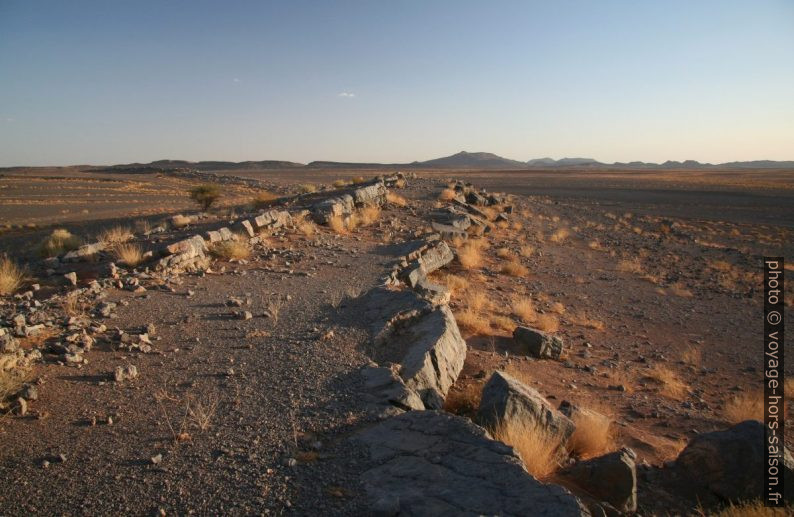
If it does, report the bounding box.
[3,152,794,172]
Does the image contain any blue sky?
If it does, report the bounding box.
[1,0,792,166]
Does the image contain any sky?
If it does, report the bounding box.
[1,0,793,166]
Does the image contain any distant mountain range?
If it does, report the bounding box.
[5,151,794,172]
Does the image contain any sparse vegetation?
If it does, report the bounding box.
[566,407,613,459]
[698,500,791,517]
[328,215,348,234]
[724,393,763,423]
[98,225,133,246]
[189,184,222,211]
[295,214,317,237]
[386,191,408,206]
[253,190,278,208]
[0,256,25,295]
[210,240,251,260]
[681,346,702,368]
[297,183,318,194]
[500,260,528,277]
[490,419,563,479]
[645,365,688,400]
[549,228,570,243]
[455,309,491,335]
[114,243,143,267]
[457,240,485,270]
[171,214,192,228]
[439,188,457,201]
[39,228,80,257]
[332,179,350,188]
[511,296,536,323]
[534,314,559,333]
[359,205,381,226]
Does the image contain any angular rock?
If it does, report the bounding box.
[63,242,105,262]
[362,365,424,413]
[401,240,454,288]
[478,371,575,443]
[431,222,468,240]
[165,235,207,256]
[114,364,138,382]
[63,272,78,287]
[513,326,565,360]
[254,209,292,229]
[672,420,794,506]
[415,277,451,305]
[352,182,387,206]
[558,448,637,513]
[237,219,255,238]
[398,305,466,409]
[357,411,588,516]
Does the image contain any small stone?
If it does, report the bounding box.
[150,453,163,465]
[15,397,27,416]
[64,272,78,286]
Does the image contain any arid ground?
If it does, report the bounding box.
[0,166,792,515]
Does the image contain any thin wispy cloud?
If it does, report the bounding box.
[338,92,356,98]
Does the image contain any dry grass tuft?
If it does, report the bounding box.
[519,245,535,258]
[386,191,408,206]
[567,409,613,459]
[501,260,528,277]
[0,256,26,296]
[332,179,350,188]
[328,215,349,234]
[295,215,317,237]
[699,500,791,517]
[359,205,381,226]
[443,274,469,294]
[490,420,564,480]
[511,296,537,323]
[210,240,251,260]
[723,393,764,424]
[455,309,491,335]
[439,188,457,201]
[549,228,570,243]
[444,382,483,418]
[457,241,485,270]
[40,228,80,257]
[496,247,514,259]
[550,302,566,314]
[491,315,516,332]
[171,215,192,228]
[669,282,694,298]
[681,346,702,368]
[534,314,560,333]
[645,365,688,400]
[617,257,643,274]
[253,190,278,208]
[98,226,133,246]
[114,243,143,267]
[297,183,317,194]
[568,311,605,331]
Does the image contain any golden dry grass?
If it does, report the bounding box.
[669,282,694,298]
[114,243,143,267]
[467,290,492,312]
[495,247,514,259]
[297,183,317,194]
[351,176,366,184]
[328,215,349,234]
[681,346,702,368]
[550,302,566,314]
[443,382,483,418]
[490,420,563,480]
[439,188,457,201]
[491,315,516,332]
[457,242,484,270]
[386,191,408,206]
[724,393,764,423]
[443,274,469,294]
[455,309,491,335]
[359,205,381,226]
[617,257,643,274]
[549,228,570,243]
[332,179,350,188]
[0,256,26,296]
[568,311,605,331]
[645,365,689,400]
[534,314,560,333]
[253,190,278,207]
[171,214,192,228]
[39,228,80,257]
[295,215,317,237]
[699,500,791,517]
[567,409,613,459]
[210,240,251,260]
[511,296,537,323]
[501,260,528,277]
[98,226,133,246]
[519,244,535,257]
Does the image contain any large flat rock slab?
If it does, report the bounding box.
[357,411,589,516]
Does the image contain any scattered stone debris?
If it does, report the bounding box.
[513,326,565,360]
[113,364,138,382]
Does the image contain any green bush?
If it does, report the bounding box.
[189,184,222,211]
